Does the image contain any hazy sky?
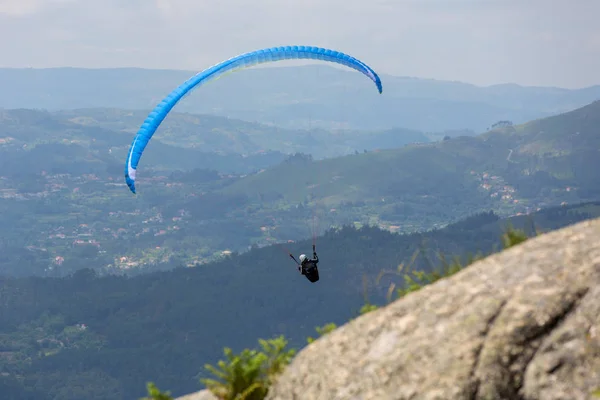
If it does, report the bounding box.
[0,0,598,88]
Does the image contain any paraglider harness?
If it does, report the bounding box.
[289,244,320,283]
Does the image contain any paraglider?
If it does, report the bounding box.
[299,245,320,283]
[287,244,320,283]
[124,45,383,194]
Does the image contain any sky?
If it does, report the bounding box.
[0,0,598,88]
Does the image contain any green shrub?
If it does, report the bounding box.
[141,382,173,400]
[306,323,338,344]
[501,225,529,249]
[201,336,295,400]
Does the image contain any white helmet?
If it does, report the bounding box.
[299,254,307,262]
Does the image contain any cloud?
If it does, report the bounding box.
[0,0,77,16]
[0,0,598,88]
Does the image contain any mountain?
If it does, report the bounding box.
[0,108,289,176]
[0,101,599,277]
[0,108,430,162]
[0,201,599,400]
[0,108,427,278]
[219,100,600,221]
[51,108,430,159]
[2,65,600,132]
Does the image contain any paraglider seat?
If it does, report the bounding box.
[304,265,320,283]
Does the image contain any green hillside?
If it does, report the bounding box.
[0,108,289,175]
[54,108,430,159]
[0,108,427,278]
[220,100,600,221]
[0,102,598,277]
[0,201,598,400]
[0,108,430,162]
[481,99,600,152]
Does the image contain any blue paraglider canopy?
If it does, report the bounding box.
[124,45,383,194]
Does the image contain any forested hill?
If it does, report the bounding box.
[1,100,599,278]
[218,100,600,223]
[1,200,599,400]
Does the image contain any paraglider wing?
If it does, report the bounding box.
[124,45,383,194]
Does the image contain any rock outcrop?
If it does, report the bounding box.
[266,218,600,400]
[179,218,600,400]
